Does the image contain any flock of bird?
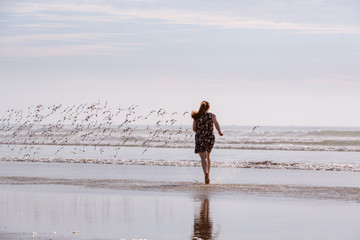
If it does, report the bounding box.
[0,101,193,158]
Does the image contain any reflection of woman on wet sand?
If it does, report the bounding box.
[192,101,223,184]
[192,198,213,240]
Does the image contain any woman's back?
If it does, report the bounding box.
[196,112,213,134]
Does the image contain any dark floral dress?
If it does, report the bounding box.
[195,112,215,153]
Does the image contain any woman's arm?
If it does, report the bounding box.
[193,119,197,132]
[212,114,223,136]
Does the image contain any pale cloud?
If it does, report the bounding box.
[214,74,360,91]
[293,0,324,6]
[121,9,360,34]
[3,2,360,34]
[0,32,141,57]
[0,43,141,58]
[304,76,360,87]
[0,33,132,43]
[1,2,123,16]
[13,23,74,29]
[171,38,194,44]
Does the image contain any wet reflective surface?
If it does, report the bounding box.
[192,196,219,240]
[1,162,360,239]
[1,185,360,240]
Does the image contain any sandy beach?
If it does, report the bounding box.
[1,161,360,240]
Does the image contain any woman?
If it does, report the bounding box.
[192,101,223,184]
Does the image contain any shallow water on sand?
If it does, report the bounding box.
[1,161,360,239]
[1,186,360,240]
[1,161,360,188]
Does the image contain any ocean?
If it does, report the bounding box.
[1,104,360,239]
[1,122,360,172]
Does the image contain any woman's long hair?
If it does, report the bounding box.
[191,101,210,120]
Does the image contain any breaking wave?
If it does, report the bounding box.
[1,156,360,172]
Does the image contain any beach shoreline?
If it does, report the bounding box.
[1,161,360,239]
[1,182,360,240]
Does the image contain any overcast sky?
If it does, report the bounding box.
[1,0,360,126]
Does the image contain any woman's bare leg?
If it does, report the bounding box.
[199,152,210,184]
[199,152,208,175]
[206,151,211,174]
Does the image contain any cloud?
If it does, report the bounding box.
[304,76,360,87]
[0,43,141,58]
[0,32,141,57]
[13,23,74,29]
[1,1,359,58]
[0,33,131,43]
[3,2,360,34]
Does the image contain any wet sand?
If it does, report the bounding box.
[1,162,360,239]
